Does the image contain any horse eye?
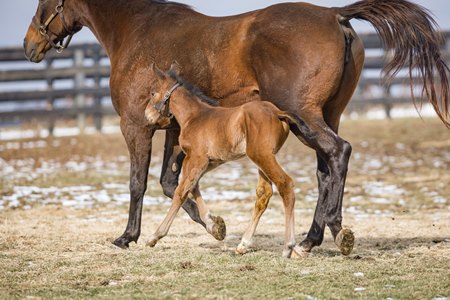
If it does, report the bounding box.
[151,92,156,97]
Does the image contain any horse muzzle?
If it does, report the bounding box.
[23,33,48,63]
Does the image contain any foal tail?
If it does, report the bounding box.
[278,112,316,143]
[338,0,450,128]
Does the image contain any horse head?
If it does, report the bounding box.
[24,0,82,62]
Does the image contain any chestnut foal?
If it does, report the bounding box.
[145,64,311,257]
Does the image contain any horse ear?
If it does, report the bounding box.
[169,61,181,76]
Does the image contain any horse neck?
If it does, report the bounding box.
[169,89,208,128]
[75,0,149,59]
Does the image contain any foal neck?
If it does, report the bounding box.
[169,88,210,127]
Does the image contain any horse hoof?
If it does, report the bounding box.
[208,216,226,241]
[335,228,354,256]
[112,237,130,249]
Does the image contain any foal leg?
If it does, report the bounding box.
[113,120,155,249]
[147,155,208,247]
[191,187,226,241]
[236,170,273,255]
[160,130,226,240]
[249,154,296,258]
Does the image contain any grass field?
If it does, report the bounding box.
[1,118,449,299]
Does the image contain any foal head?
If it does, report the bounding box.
[145,63,181,128]
[145,62,219,127]
[24,0,82,62]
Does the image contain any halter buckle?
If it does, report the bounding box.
[56,5,64,14]
[39,26,47,36]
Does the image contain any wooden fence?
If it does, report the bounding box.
[0,32,449,133]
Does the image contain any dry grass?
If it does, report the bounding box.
[1,118,449,299]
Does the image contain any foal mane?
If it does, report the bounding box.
[167,69,219,107]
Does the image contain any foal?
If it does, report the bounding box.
[145,64,311,257]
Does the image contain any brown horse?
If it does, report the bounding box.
[144,63,319,257]
[23,0,449,256]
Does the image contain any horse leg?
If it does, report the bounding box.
[236,170,273,255]
[293,116,354,256]
[147,155,208,247]
[191,186,226,241]
[297,155,329,251]
[160,130,226,240]
[299,152,354,255]
[113,120,155,249]
[296,32,363,256]
[248,153,296,258]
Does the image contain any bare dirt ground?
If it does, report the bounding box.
[0,118,449,299]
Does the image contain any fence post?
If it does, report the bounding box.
[46,58,55,136]
[93,46,103,132]
[74,49,86,134]
[383,85,392,119]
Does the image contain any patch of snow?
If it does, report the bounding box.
[202,187,252,201]
[365,159,383,169]
[350,196,364,203]
[370,197,392,204]
[112,194,130,204]
[103,183,128,190]
[364,181,406,198]
[0,125,121,141]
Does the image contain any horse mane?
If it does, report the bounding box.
[167,69,219,107]
[151,0,193,10]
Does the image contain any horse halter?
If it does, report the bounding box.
[153,82,181,119]
[33,0,74,53]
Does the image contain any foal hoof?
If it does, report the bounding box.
[208,216,226,241]
[335,228,354,256]
[283,245,310,258]
[146,236,158,248]
[290,245,311,258]
[235,243,249,255]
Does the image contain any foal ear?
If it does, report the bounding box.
[169,61,181,76]
[151,62,166,79]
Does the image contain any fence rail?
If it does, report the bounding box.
[0,32,449,133]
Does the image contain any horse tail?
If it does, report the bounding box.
[337,0,450,128]
[277,112,316,143]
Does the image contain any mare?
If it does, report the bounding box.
[144,63,320,257]
[23,0,449,256]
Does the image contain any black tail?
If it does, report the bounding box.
[278,112,316,142]
[338,0,450,128]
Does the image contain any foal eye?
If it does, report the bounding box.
[151,92,156,97]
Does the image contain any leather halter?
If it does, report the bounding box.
[153,82,181,119]
[33,0,74,53]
